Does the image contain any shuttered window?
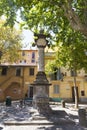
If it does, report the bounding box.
[53,85,59,94]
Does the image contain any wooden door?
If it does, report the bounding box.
[29,87,33,98]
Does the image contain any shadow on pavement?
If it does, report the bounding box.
[46,110,76,125]
[37,124,84,130]
[0,127,3,130]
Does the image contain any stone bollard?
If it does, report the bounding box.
[20,99,23,108]
[61,100,65,108]
[6,96,12,106]
[78,109,87,127]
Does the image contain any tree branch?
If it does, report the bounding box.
[62,0,87,37]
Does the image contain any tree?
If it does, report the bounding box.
[0,20,22,63]
[46,30,87,108]
[0,0,87,37]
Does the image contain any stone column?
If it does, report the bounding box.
[38,47,45,72]
[31,31,52,116]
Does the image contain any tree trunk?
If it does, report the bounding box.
[73,70,78,109]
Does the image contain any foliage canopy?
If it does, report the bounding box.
[0,0,87,37]
[0,20,22,63]
[0,0,87,69]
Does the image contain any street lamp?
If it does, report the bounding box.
[31,30,52,115]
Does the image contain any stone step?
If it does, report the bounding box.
[4,118,75,126]
[32,115,47,120]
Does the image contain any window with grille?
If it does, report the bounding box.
[29,68,34,76]
[1,67,7,75]
[16,67,21,76]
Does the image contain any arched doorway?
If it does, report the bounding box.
[5,82,22,100]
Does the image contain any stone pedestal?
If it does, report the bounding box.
[31,71,52,115]
[34,97,52,115]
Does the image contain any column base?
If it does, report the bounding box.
[31,71,52,116]
[33,96,52,116]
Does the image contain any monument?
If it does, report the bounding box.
[31,30,52,115]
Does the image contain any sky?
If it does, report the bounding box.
[14,22,35,49]
[15,10,35,49]
[15,11,35,49]
[22,29,34,49]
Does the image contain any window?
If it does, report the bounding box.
[29,68,34,76]
[70,69,77,76]
[31,52,35,63]
[24,60,26,63]
[1,67,7,75]
[20,60,26,63]
[32,52,35,59]
[57,68,62,80]
[81,90,85,96]
[50,68,62,80]
[22,51,25,56]
[53,85,59,94]
[16,67,21,76]
[32,59,35,63]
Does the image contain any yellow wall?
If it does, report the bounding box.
[0,49,38,101]
[18,49,38,65]
[45,51,87,102]
[0,65,37,101]
[0,49,87,103]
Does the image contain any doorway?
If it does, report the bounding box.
[29,86,33,98]
[72,86,79,102]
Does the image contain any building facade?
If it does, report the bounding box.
[0,49,38,101]
[0,49,87,103]
[45,51,87,103]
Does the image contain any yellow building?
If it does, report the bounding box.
[45,51,87,103]
[0,49,38,101]
[0,49,87,103]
